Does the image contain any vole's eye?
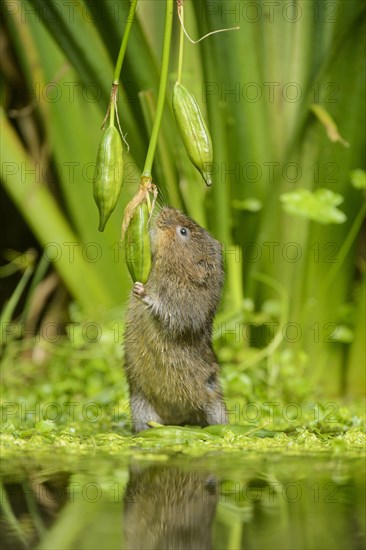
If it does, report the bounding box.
[176,226,190,240]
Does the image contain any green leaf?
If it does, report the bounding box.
[331,325,354,344]
[261,299,281,318]
[280,188,347,224]
[350,169,366,190]
[232,198,262,212]
[35,420,56,433]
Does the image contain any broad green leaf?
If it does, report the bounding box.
[280,188,346,224]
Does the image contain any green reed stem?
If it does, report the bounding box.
[142,0,174,177]
[109,0,138,127]
[177,4,184,83]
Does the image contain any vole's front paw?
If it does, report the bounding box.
[133,282,154,307]
[133,281,146,300]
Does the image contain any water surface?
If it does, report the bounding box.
[1,452,364,549]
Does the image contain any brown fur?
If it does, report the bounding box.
[124,207,228,432]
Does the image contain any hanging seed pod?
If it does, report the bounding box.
[93,126,124,231]
[125,201,152,283]
[172,81,213,186]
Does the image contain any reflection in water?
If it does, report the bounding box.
[0,473,70,550]
[124,466,218,550]
[0,457,364,549]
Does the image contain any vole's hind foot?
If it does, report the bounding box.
[203,401,228,426]
[130,392,163,433]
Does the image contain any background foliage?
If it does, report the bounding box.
[1,0,365,397]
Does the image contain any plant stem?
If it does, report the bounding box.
[138,90,182,207]
[109,97,115,127]
[109,0,138,127]
[241,273,289,369]
[142,0,174,177]
[177,2,184,83]
[113,0,138,83]
[1,265,33,327]
[322,200,366,291]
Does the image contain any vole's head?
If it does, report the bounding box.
[151,207,223,286]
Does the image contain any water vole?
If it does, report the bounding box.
[124,206,228,432]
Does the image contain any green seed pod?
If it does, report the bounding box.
[172,81,213,186]
[125,202,152,283]
[93,126,124,232]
